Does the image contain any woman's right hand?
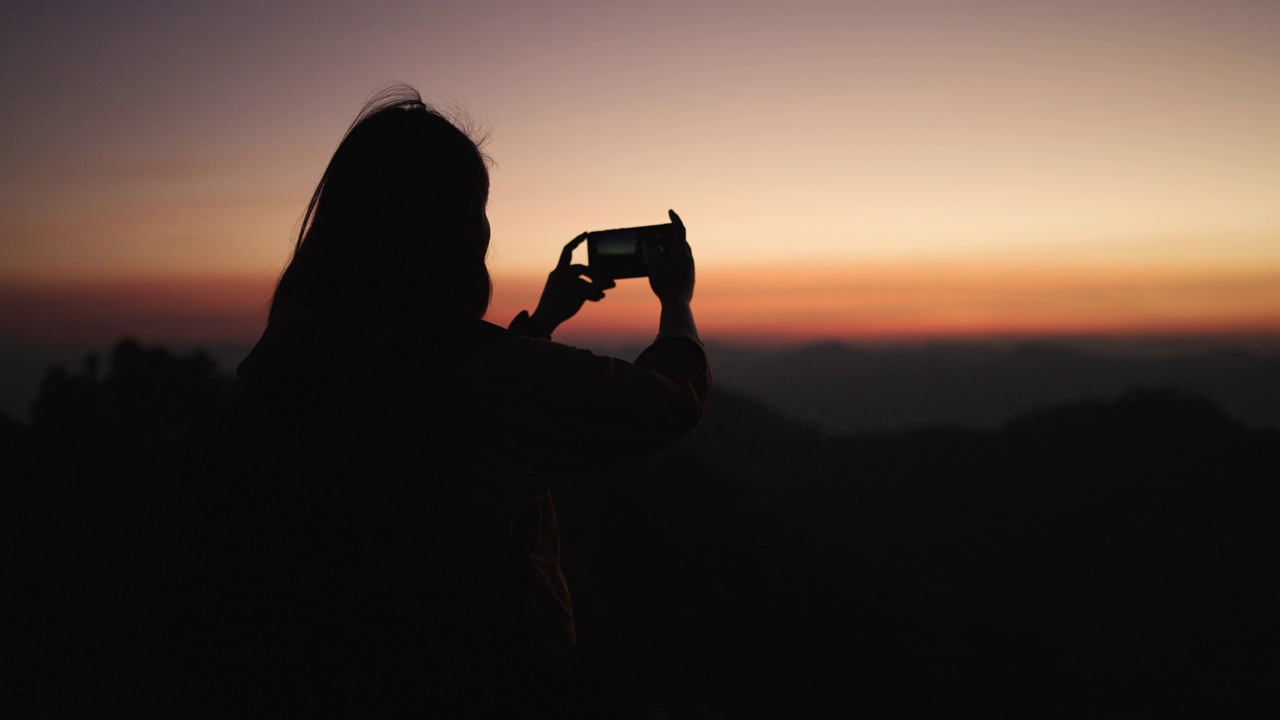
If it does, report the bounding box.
[648,209,695,304]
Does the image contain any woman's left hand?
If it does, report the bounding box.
[528,233,616,336]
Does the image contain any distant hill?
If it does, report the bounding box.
[5,337,1279,432]
[557,386,1280,716]
[708,339,1280,432]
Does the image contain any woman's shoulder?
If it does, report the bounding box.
[465,321,609,378]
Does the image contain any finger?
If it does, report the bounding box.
[668,209,686,244]
[574,281,608,302]
[582,268,617,289]
[550,265,592,283]
[672,230,692,256]
[641,236,663,262]
[558,232,589,269]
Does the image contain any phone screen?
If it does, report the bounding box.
[593,230,640,258]
[587,222,671,278]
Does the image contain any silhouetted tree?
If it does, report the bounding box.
[28,338,234,447]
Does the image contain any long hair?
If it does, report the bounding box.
[270,86,492,323]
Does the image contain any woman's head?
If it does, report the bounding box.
[272,86,492,322]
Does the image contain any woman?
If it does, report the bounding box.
[223,87,709,717]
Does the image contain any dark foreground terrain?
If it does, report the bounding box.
[3,339,1277,717]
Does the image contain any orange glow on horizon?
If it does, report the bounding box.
[0,275,274,347]
[510,264,1280,344]
[5,263,1276,348]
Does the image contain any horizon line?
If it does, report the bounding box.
[3,266,1280,349]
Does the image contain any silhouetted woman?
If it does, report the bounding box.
[221,87,709,717]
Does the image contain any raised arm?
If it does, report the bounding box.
[481,210,707,486]
[649,210,700,346]
[509,233,615,340]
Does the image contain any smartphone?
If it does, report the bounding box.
[586,222,674,279]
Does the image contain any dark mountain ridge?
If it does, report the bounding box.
[562,385,1279,716]
[6,336,1280,432]
[708,338,1280,432]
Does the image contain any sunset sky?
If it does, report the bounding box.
[2,0,1278,347]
